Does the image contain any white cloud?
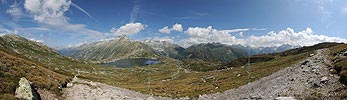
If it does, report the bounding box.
[23,0,103,36]
[6,1,26,19]
[24,0,41,14]
[158,26,171,34]
[0,26,18,34]
[110,22,146,36]
[68,41,86,48]
[158,23,183,34]
[172,23,183,32]
[71,2,95,20]
[151,36,174,43]
[178,26,346,48]
[28,38,44,43]
[178,26,246,48]
[247,27,347,47]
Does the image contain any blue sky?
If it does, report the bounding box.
[0,0,347,48]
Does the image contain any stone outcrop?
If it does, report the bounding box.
[15,77,41,100]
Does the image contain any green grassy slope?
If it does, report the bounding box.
[0,40,70,99]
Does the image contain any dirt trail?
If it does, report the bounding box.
[62,77,174,100]
[198,49,345,100]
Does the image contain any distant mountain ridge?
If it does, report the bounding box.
[60,36,159,62]
[142,39,185,59]
[60,37,300,62]
[182,42,248,62]
[249,44,301,55]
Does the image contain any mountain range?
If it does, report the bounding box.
[60,36,159,62]
[60,37,299,63]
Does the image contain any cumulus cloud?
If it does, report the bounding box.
[149,36,174,43]
[23,0,103,36]
[178,26,246,48]
[172,24,183,32]
[158,26,171,34]
[178,26,346,48]
[110,22,146,36]
[247,28,347,47]
[158,23,183,34]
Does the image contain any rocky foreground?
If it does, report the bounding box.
[62,77,174,100]
[58,49,345,100]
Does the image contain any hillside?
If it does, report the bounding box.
[0,34,106,99]
[0,35,71,99]
[183,42,248,62]
[143,39,185,59]
[61,36,159,62]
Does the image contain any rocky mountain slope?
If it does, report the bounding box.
[249,44,300,55]
[181,43,299,62]
[0,34,64,64]
[143,39,185,59]
[61,36,159,62]
[182,42,248,62]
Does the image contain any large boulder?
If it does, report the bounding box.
[15,77,41,100]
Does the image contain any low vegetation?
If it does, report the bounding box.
[0,48,70,99]
[329,44,347,84]
[2,34,346,99]
[72,46,312,98]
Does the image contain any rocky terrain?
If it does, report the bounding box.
[62,76,175,100]
[198,49,345,100]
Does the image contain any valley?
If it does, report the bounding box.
[1,34,347,99]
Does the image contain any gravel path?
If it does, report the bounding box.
[198,49,344,100]
[62,77,173,100]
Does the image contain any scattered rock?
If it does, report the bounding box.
[67,83,73,88]
[321,76,329,83]
[301,60,309,66]
[310,54,315,57]
[15,77,41,100]
[343,51,347,56]
[275,97,296,100]
[330,69,337,74]
[312,83,320,88]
